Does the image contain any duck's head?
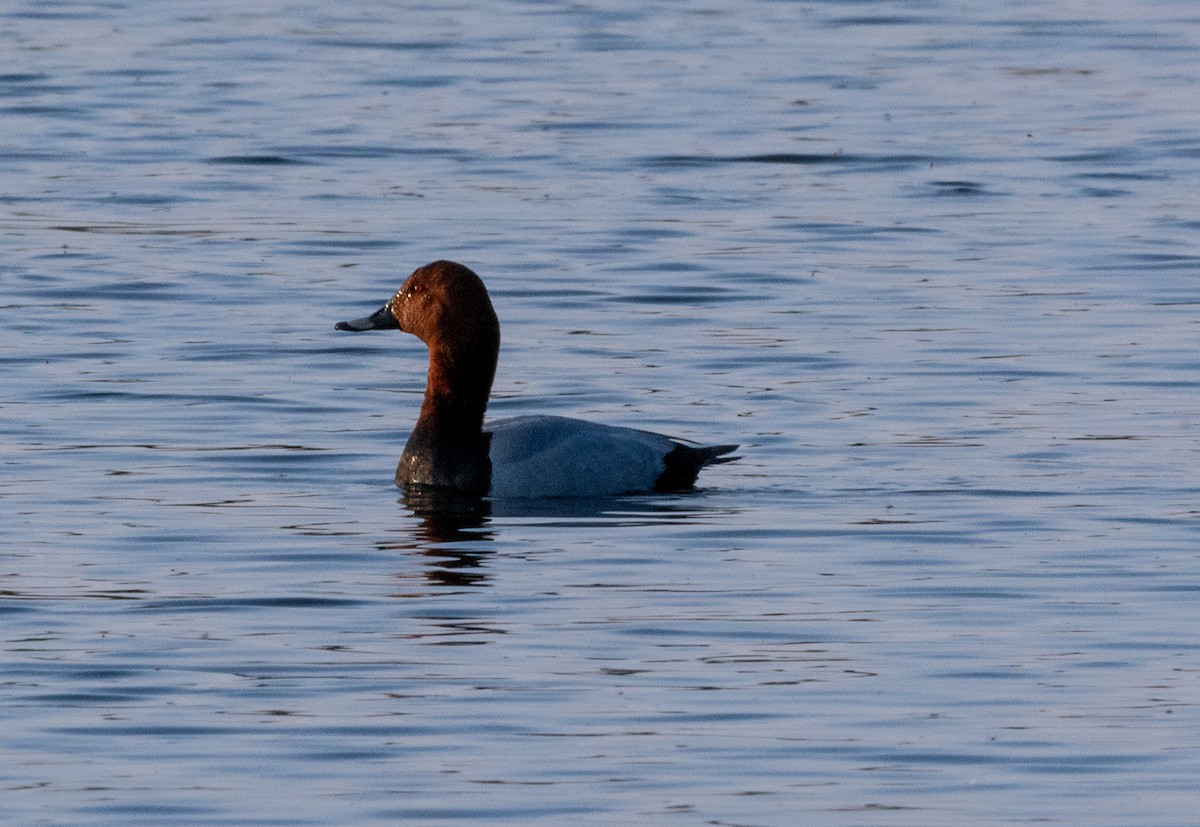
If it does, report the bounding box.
[336,260,500,355]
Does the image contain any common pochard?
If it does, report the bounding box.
[337,261,737,498]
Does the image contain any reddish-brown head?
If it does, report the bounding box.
[388,260,500,356]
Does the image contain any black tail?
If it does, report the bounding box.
[655,443,739,492]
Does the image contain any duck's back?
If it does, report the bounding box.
[486,415,706,498]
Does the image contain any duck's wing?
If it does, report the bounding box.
[486,415,735,498]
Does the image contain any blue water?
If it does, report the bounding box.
[3,1,1199,825]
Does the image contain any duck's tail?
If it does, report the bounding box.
[655,442,740,492]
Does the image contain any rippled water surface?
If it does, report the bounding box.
[3,1,1199,825]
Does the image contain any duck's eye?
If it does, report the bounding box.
[409,284,424,296]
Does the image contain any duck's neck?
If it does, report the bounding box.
[397,345,497,494]
[418,348,492,430]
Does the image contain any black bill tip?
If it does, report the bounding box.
[335,303,399,332]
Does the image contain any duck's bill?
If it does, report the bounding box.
[335,304,399,332]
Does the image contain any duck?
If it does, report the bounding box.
[336,260,738,498]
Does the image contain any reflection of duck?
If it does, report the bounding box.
[387,488,494,589]
[403,486,492,543]
[337,260,738,498]
[391,487,731,591]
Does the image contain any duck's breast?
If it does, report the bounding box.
[486,415,675,498]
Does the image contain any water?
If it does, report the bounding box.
[3,1,1199,824]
